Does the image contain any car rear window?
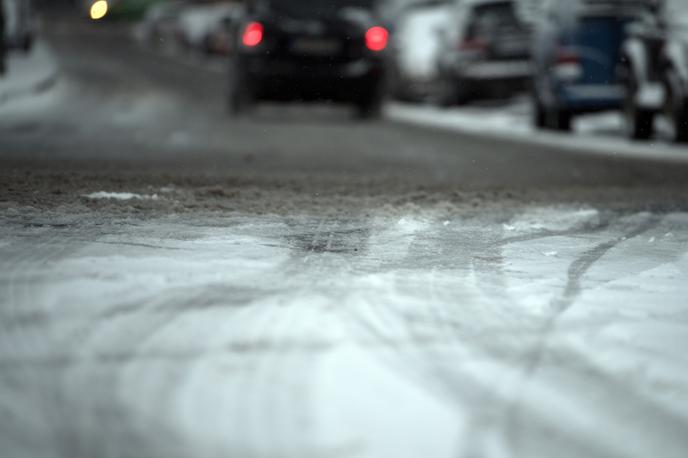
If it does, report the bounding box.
[254,0,377,18]
[468,2,524,38]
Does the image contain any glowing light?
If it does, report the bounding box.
[242,22,264,47]
[365,26,388,52]
[90,1,109,20]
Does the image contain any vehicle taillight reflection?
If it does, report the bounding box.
[554,48,582,80]
[556,48,579,65]
[365,26,388,52]
[459,38,488,52]
[242,22,264,47]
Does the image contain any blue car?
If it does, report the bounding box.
[532,0,663,131]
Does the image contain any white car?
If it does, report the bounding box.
[392,1,453,102]
[138,0,188,45]
[174,2,241,52]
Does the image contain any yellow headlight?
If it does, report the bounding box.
[90,0,109,20]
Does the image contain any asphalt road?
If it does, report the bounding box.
[1,15,688,458]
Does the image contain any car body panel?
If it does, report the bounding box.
[533,0,657,114]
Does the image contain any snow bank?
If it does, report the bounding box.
[388,102,688,163]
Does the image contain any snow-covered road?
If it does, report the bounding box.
[2,204,687,458]
[2,15,688,458]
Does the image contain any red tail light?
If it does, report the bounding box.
[459,38,488,52]
[242,22,264,47]
[365,26,388,52]
[556,48,579,64]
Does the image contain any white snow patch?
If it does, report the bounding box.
[388,102,688,163]
[506,207,600,233]
[83,192,160,201]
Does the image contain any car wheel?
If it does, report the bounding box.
[355,88,384,120]
[623,71,654,140]
[548,108,572,131]
[227,65,254,116]
[454,81,471,106]
[533,97,547,128]
[665,68,688,144]
[21,35,33,53]
[436,74,456,108]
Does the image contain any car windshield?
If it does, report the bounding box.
[255,0,376,17]
[3,2,688,458]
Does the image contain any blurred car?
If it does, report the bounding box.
[2,0,34,53]
[621,0,688,142]
[391,1,452,103]
[532,0,661,131]
[436,0,532,106]
[201,4,243,56]
[139,0,187,46]
[174,2,238,52]
[228,0,390,118]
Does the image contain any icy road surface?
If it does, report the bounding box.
[1,15,688,458]
[1,204,688,458]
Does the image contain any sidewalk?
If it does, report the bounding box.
[0,41,58,106]
[388,101,688,164]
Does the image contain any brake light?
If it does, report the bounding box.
[242,22,264,47]
[365,26,388,52]
[459,38,488,52]
[556,48,579,64]
[554,48,582,80]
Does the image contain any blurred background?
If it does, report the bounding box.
[3,0,688,141]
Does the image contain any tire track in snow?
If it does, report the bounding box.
[501,213,665,456]
[526,214,663,375]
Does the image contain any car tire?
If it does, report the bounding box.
[547,108,572,131]
[436,75,456,107]
[454,81,471,106]
[21,35,33,53]
[533,98,547,128]
[623,71,654,140]
[665,68,688,144]
[355,88,384,120]
[227,65,254,116]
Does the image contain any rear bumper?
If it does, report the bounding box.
[459,61,532,81]
[241,56,387,101]
[556,84,625,112]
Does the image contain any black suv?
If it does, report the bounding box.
[227,0,390,118]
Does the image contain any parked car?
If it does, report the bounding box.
[228,0,391,118]
[391,1,452,103]
[436,0,532,106]
[2,0,34,53]
[621,0,688,142]
[532,0,661,131]
[174,2,238,52]
[139,0,187,46]
[201,4,243,56]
